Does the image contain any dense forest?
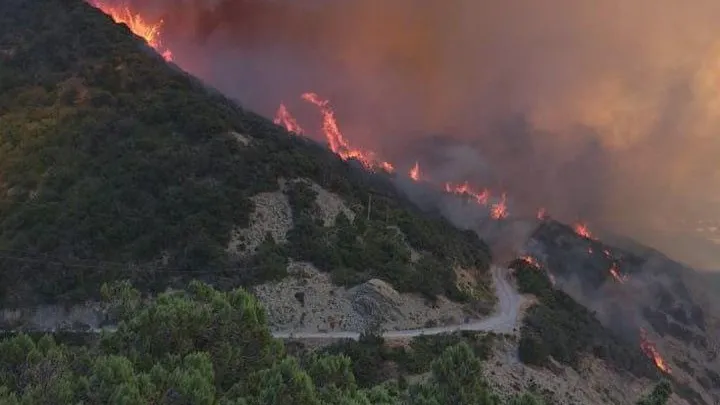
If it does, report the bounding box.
[0,282,672,405]
[0,0,491,306]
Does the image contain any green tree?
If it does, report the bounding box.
[508,392,545,405]
[238,357,320,405]
[426,343,499,405]
[100,281,283,389]
[637,380,672,405]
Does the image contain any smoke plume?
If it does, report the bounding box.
[118,0,720,269]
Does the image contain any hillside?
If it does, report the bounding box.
[0,281,676,404]
[0,1,703,404]
[0,0,492,309]
[521,220,720,405]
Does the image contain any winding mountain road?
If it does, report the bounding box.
[1,266,526,340]
[271,266,526,341]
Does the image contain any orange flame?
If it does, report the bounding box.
[639,328,671,373]
[276,95,515,220]
[301,92,394,173]
[491,193,508,220]
[573,222,594,239]
[537,207,548,220]
[445,181,490,205]
[520,256,555,285]
[89,1,173,61]
[274,103,304,135]
[409,161,421,181]
[521,255,541,267]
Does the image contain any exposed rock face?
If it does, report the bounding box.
[0,303,105,331]
[304,180,356,226]
[227,190,293,256]
[253,262,469,333]
[350,279,404,324]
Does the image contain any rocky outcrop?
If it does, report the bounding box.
[253,262,469,334]
[227,190,293,256]
[349,279,404,324]
[0,302,105,331]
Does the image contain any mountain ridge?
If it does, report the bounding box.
[0,1,707,404]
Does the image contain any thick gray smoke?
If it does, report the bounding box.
[115,0,720,269]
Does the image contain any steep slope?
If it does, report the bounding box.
[522,220,720,405]
[0,0,491,308]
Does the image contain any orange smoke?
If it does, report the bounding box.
[639,328,671,374]
[409,161,421,181]
[301,92,394,173]
[89,1,173,61]
[274,103,304,135]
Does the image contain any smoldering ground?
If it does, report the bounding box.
[109,0,720,269]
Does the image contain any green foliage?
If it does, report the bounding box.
[510,259,660,379]
[285,181,478,301]
[321,331,496,388]
[392,332,495,375]
[636,380,672,405]
[99,280,283,390]
[0,0,491,306]
[0,282,676,404]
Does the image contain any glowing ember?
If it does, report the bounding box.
[301,92,394,173]
[519,256,556,285]
[491,193,508,219]
[573,222,594,239]
[409,161,421,181]
[274,103,304,135]
[639,328,671,373]
[89,0,173,61]
[608,262,628,283]
[521,255,541,267]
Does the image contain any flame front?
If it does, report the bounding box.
[301,92,394,173]
[519,255,555,285]
[89,1,173,61]
[276,94,519,220]
[639,328,671,373]
[573,222,594,239]
[274,103,304,135]
[491,193,508,220]
[445,181,490,205]
[410,161,421,181]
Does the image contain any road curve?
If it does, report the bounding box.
[1,266,525,341]
[271,266,525,341]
